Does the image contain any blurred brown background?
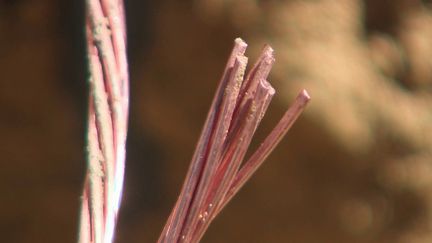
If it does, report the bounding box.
[1,0,432,242]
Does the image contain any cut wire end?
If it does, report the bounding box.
[158,38,310,243]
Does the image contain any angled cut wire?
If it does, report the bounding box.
[158,38,310,243]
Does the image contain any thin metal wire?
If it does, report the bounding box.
[158,38,310,243]
[78,0,129,243]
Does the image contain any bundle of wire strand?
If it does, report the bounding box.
[158,38,310,243]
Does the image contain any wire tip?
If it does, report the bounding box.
[234,38,248,48]
[300,89,311,101]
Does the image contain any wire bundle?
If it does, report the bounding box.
[158,38,310,243]
[78,1,129,243]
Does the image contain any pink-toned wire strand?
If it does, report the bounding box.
[78,0,129,243]
[220,89,310,211]
[158,39,248,243]
[158,38,310,243]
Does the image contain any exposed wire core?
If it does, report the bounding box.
[158,38,310,243]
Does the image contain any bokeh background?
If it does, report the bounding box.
[1,0,432,242]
